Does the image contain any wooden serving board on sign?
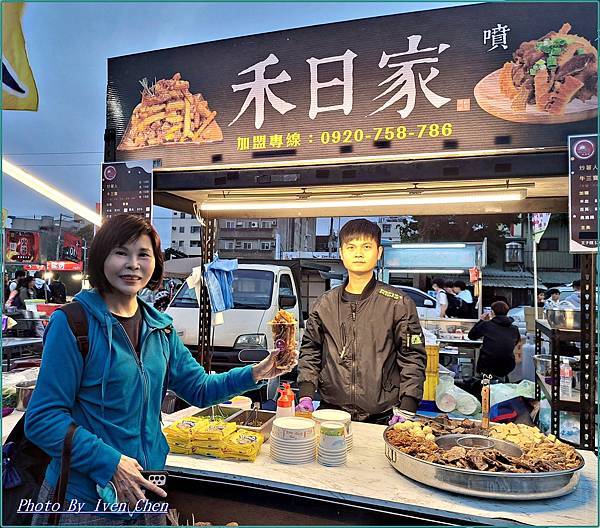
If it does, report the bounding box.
[474,69,598,124]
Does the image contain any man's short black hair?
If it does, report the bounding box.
[546,288,560,297]
[453,280,467,290]
[339,219,381,247]
[14,270,26,279]
[491,301,509,316]
[572,279,581,288]
[432,277,445,289]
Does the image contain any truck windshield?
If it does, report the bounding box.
[169,269,275,310]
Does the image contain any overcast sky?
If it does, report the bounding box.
[2,1,464,245]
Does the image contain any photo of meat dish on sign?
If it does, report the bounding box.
[474,23,597,124]
[117,73,223,150]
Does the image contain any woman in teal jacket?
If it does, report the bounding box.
[25,214,289,525]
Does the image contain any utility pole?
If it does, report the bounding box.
[55,213,64,260]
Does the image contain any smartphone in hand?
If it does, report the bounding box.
[140,470,169,502]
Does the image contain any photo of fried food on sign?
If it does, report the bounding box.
[117,73,223,150]
[269,310,298,371]
[474,23,597,124]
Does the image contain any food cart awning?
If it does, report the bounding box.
[461,269,546,290]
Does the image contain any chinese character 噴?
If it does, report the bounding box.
[370,35,451,118]
[229,54,296,129]
[483,24,510,51]
[306,49,357,119]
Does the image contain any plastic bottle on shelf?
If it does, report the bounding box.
[275,388,295,419]
[559,358,573,399]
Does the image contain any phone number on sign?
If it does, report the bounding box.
[320,123,453,144]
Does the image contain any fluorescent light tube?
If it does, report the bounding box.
[200,190,525,213]
[391,243,467,249]
[388,269,465,274]
[2,158,102,226]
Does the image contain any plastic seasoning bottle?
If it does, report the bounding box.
[560,358,573,399]
[276,388,295,418]
[283,382,295,406]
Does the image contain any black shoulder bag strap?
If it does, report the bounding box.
[58,302,89,359]
[47,423,77,526]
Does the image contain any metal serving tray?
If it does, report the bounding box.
[225,409,276,440]
[193,405,244,420]
[383,426,584,500]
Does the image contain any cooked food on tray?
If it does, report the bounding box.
[386,418,583,473]
[268,309,298,370]
[118,73,223,150]
[498,23,597,115]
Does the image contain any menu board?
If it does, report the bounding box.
[101,160,153,221]
[568,134,598,253]
[4,230,40,263]
[107,2,598,173]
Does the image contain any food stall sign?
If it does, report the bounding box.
[568,134,598,253]
[101,160,153,221]
[382,244,481,271]
[23,264,46,271]
[62,231,83,262]
[46,260,83,272]
[4,230,40,263]
[107,2,597,173]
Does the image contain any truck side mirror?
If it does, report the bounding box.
[279,294,297,309]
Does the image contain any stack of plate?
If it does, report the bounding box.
[317,422,347,467]
[312,409,353,451]
[269,417,316,465]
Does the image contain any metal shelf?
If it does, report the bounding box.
[535,372,582,412]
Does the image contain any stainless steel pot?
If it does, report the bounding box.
[15,381,36,411]
[384,426,584,500]
[545,309,581,329]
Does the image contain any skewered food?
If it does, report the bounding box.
[499,23,597,115]
[268,310,298,370]
[118,73,223,150]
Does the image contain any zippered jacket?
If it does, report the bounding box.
[297,277,426,421]
[25,289,259,510]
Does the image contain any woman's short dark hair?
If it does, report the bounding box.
[491,301,509,316]
[432,277,445,289]
[88,214,163,293]
[453,280,467,290]
[339,219,381,247]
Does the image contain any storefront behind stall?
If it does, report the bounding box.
[103,2,598,524]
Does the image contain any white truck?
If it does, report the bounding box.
[166,263,303,371]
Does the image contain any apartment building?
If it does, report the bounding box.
[170,212,316,259]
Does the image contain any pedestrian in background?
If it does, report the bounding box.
[432,277,448,318]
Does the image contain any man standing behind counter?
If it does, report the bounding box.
[296,219,426,423]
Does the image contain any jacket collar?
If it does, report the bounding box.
[340,274,377,302]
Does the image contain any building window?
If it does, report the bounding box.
[261,242,271,250]
[261,221,270,228]
[538,238,559,251]
[180,212,186,219]
[242,242,252,250]
[190,240,201,247]
[271,220,277,227]
[225,221,235,229]
[173,212,178,216]
[226,242,234,250]
[190,226,201,233]
[236,221,244,227]
[382,224,391,233]
[179,226,185,233]
[178,241,184,247]
[171,226,176,231]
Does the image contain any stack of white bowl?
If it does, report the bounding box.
[311,409,353,451]
[269,417,316,464]
[317,422,347,467]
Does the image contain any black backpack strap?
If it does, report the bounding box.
[57,302,89,360]
[48,423,77,526]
